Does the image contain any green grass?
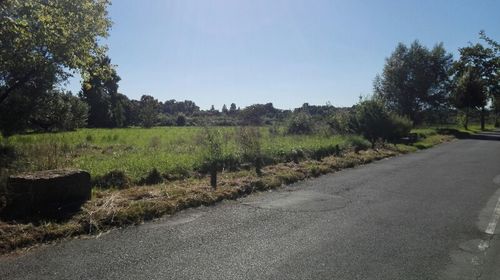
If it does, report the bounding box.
[2,127,357,184]
[2,123,493,185]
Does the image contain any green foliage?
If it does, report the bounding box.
[452,68,486,129]
[351,99,412,147]
[138,95,160,128]
[201,128,224,188]
[239,103,278,125]
[0,0,112,105]
[0,90,88,135]
[345,135,371,152]
[236,127,263,176]
[385,113,413,142]
[81,56,122,128]
[286,112,314,135]
[176,113,187,126]
[31,91,89,132]
[452,43,498,130]
[374,41,453,123]
[328,110,355,134]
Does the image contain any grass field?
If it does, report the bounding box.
[2,124,492,187]
[1,124,489,254]
[1,127,366,186]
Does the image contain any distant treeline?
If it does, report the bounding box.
[0,1,499,136]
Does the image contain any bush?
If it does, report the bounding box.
[350,99,412,147]
[328,111,354,134]
[385,113,412,142]
[346,135,371,153]
[201,128,224,188]
[95,170,131,189]
[139,168,163,185]
[236,127,263,176]
[176,113,187,126]
[286,112,314,135]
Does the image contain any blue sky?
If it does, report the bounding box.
[67,0,500,110]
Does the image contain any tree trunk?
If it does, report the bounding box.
[480,106,486,131]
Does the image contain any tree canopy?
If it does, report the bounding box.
[374,41,453,124]
[0,0,112,104]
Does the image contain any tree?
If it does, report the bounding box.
[30,91,88,131]
[453,43,497,130]
[138,95,159,128]
[221,104,228,114]
[0,0,112,106]
[374,41,453,124]
[239,103,278,125]
[479,31,500,128]
[229,103,237,115]
[451,68,486,129]
[81,56,121,128]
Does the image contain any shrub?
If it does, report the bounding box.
[139,168,163,185]
[328,111,354,134]
[346,135,371,153]
[385,113,412,143]
[286,112,314,135]
[201,128,224,188]
[236,127,263,176]
[350,99,412,148]
[176,113,187,126]
[95,170,131,189]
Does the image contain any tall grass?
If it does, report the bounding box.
[5,127,359,184]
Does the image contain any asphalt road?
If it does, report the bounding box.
[1,131,500,280]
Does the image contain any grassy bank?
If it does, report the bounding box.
[0,125,480,254]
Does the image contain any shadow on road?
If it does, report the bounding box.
[437,128,500,142]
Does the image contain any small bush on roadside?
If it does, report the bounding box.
[328,111,354,134]
[139,168,163,185]
[385,113,412,143]
[95,170,131,189]
[200,128,224,188]
[346,135,371,152]
[350,99,412,148]
[286,112,314,135]
[237,126,263,176]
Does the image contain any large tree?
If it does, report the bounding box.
[81,56,122,128]
[0,0,112,105]
[0,0,111,136]
[453,43,497,130]
[374,41,453,124]
[451,68,486,129]
[479,31,500,127]
[138,95,160,128]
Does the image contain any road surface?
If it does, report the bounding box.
[1,131,500,279]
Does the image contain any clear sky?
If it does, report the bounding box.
[67,0,500,110]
